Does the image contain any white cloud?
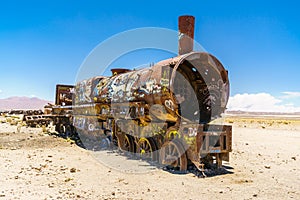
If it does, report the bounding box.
[0,89,2,93]
[227,93,300,113]
[280,91,300,99]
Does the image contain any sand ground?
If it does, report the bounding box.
[0,116,299,200]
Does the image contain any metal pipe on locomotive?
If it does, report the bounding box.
[50,16,232,171]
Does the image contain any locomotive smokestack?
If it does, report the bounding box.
[178,15,195,55]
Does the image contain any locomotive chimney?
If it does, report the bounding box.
[178,15,195,55]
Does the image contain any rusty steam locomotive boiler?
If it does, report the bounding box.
[52,15,232,172]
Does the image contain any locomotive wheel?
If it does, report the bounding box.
[159,139,187,171]
[65,124,73,137]
[56,123,65,134]
[127,134,136,153]
[166,127,179,141]
[137,137,158,161]
[119,134,135,153]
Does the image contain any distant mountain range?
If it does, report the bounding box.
[1,96,300,115]
[0,96,52,111]
[226,110,300,116]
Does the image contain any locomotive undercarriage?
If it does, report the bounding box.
[51,101,232,173]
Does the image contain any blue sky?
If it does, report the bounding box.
[0,0,300,112]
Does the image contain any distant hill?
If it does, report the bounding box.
[226,110,300,116]
[0,96,52,111]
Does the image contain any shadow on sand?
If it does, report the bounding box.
[49,131,234,178]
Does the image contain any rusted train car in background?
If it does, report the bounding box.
[50,16,232,172]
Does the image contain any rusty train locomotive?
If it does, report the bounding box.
[51,16,232,171]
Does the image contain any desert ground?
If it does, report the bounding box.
[0,115,299,200]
